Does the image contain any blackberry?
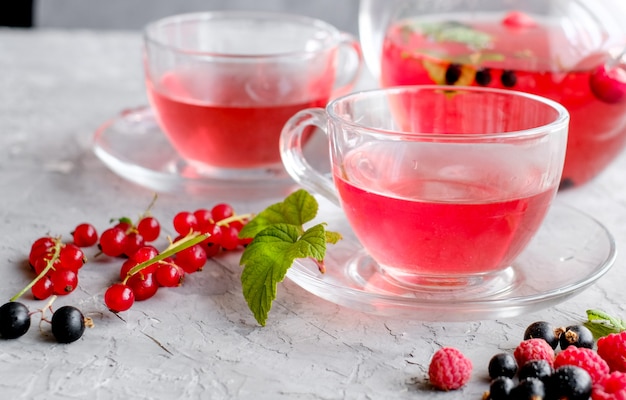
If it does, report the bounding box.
[0,301,31,339]
[518,359,553,383]
[559,325,594,350]
[501,70,518,87]
[546,365,592,400]
[487,376,514,400]
[524,321,563,350]
[475,68,492,86]
[51,305,85,343]
[488,352,518,379]
[510,377,545,400]
[445,63,463,85]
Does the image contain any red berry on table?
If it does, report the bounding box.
[590,63,626,104]
[155,263,184,287]
[122,232,145,258]
[58,244,85,271]
[428,347,472,391]
[514,338,556,368]
[119,258,138,281]
[71,223,98,247]
[193,209,213,231]
[175,244,207,273]
[31,276,54,300]
[592,371,626,400]
[49,269,78,295]
[219,225,240,251]
[127,272,158,301]
[137,216,160,242]
[173,211,198,235]
[554,346,610,384]
[597,331,626,372]
[131,245,159,263]
[104,283,135,312]
[211,203,234,221]
[99,227,128,257]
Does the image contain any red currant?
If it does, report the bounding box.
[173,211,198,235]
[123,232,145,258]
[99,227,128,257]
[131,246,159,263]
[31,276,54,300]
[220,225,240,251]
[211,203,234,221]
[137,217,160,242]
[155,263,184,287]
[49,269,78,295]
[104,283,135,312]
[119,258,138,280]
[590,62,626,104]
[58,244,85,272]
[176,244,207,273]
[72,223,98,247]
[194,209,213,231]
[127,273,158,301]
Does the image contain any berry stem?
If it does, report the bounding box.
[216,213,253,227]
[122,232,208,284]
[10,238,63,302]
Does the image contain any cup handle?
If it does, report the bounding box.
[280,109,341,207]
[332,32,364,99]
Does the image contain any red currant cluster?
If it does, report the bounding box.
[102,203,251,313]
[13,199,250,315]
[27,237,87,300]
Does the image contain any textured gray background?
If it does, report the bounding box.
[35,0,361,34]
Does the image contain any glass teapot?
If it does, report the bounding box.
[359,0,626,188]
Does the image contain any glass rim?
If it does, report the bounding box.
[143,10,342,60]
[326,85,570,141]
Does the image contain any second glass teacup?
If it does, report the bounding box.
[143,11,362,181]
[281,85,569,290]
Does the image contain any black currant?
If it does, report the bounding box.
[510,377,545,400]
[445,63,463,85]
[546,365,592,400]
[488,376,515,400]
[524,321,562,349]
[475,68,492,86]
[51,305,85,343]
[518,359,553,383]
[0,301,31,339]
[501,70,518,87]
[558,177,576,191]
[488,352,518,379]
[559,325,594,349]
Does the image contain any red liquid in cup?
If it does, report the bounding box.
[334,143,556,276]
[147,70,333,169]
[380,14,626,187]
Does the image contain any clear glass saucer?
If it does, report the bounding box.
[286,200,617,321]
[92,106,325,198]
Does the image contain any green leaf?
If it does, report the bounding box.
[240,223,328,326]
[584,309,626,339]
[239,189,319,239]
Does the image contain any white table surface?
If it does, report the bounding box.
[1,28,625,400]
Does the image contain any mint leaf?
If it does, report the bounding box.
[239,189,341,326]
[418,21,492,49]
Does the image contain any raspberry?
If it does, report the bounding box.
[514,338,556,368]
[592,371,626,400]
[598,332,626,372]
[428,347,472,391]
[554,346,610,384]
